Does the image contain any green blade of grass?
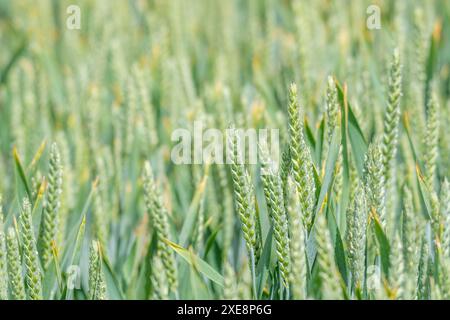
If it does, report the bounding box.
[179,166,209,247]
[13,147,32,202]
[163,238,224,287]
[336,81,367,177]
[314,128,341,218]
[373,218,390,276]
[256,228,273,298]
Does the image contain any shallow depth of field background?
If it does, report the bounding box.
[0,0,449,300]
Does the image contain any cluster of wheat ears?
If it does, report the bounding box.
[0,0,449,300]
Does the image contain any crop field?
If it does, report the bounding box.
[0,0,449,300]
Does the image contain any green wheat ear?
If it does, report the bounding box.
[89,240,107,300]
[423,90,440,191]
[346,183,367,291]
[442,179,450,257]
[364,141,386,227]
[223,262,237,300]
[286,178,307,299]
[56,131,74,246]
[441,100,450,179]
[287,83,316,231]
[389,232,406,299]
[19,197,43,300]
[6,227,26,300]
[408,8,427,144]
[143,161,178,295]
[92,155,109,249]
[325,76,340,146]
[382,49,402,170]
[227,128,261,264]
[438,256,450,299]
[216,163,234,262]
[0,201,8,300]
[322,76,339,163]
[260,147,291,288]
[416,236,429,299]
[325,76,343,201]
[401,186,420,273]
[134,66,158,149]
[279,145,291,209]
[150,252,169,300]
[382,48,402,225]
[430,191,441,240]
[38,142,62,269]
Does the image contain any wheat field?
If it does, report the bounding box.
[0,0,449,300]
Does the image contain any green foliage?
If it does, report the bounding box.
[0,0,448,300]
